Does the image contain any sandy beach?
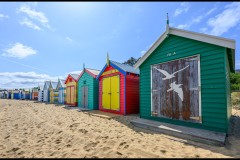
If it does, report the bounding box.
[0,99,240,158]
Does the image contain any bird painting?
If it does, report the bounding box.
[167,81,184,101]
[153,65,189,80]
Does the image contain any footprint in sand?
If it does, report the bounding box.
[78,129,88,134]
[83,141,98,152]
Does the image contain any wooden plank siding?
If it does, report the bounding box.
[140,34,229,133]
[78,72,99,110]
[126,74,139,114]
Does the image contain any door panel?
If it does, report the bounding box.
[71,86,75,104]
[152,55,200,123]
[102,78,110,109]
[67,87,70,104]
[110,75,120,110]
[81,87,84,107]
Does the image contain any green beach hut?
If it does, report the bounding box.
[134,21,235,134]
[77,67,100,110]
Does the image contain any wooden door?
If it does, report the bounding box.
[67,87,70,104]
[81,86,88,108]
[110,75,120,110]
[70,86,75,104]
[102,78,111,109]
[151,55,200,123]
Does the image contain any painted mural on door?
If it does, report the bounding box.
[102,75,120,111]
[151,55,200,123]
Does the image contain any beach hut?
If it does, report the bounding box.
[31,87,39,100]
[38,85,44,102]
[8,90,12,99]
[134,20,235,133]
[19,90,24,100]
[96,56,140,115]
[24,90,30,100]
[77,67,100,110]
[49,81,58,103]
[56,79,66,104]
[13,90,20,99]
[65,74,79,106]
[43,81,51,102]
[29,89,32,100]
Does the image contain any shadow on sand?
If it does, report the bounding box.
[86,110,240,158]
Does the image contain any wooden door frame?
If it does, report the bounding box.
[67,85,75,105]
[150,54,202,123]
[102,75,120,111]
[81,86,88,108]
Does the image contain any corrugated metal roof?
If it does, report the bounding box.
[111,60,140,74]
[70,73,80,80]
[87,68,100,76]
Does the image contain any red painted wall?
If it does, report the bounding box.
[126,74,139,114]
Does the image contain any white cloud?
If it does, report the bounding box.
[206,7,217,16]
[66,36,73,42]
[2,43,37,59]
[0,71,64,89]
[17,4,52,30]
[176,15,203,30]
[174,2,190,17]
[0,13,9,18]
[207,2,240,36]
[20,17,41,30]
[176,24,190,29]
[140,50,146,56]
[200,27,208,33]
[140,43,153,56]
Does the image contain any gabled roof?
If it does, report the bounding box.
[134,27,236,69]
[111,60,140,74]
[65,73,81,84]
[43,81,51,90]
[49,81,58,89]
[39,85,44,90]
[96,60,140,80]
[77,68,100,81]
[57,79,66,89]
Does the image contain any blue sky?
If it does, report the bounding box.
[0,2,239,89]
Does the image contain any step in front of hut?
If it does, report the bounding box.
[131,118,226,146]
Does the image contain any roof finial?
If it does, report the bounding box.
[83,63,85,70]
[107,52,110,66]
[166,13,169,30]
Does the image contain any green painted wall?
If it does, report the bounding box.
[225,49,232,132]
[78,71,99,110]
[139,34,232,133]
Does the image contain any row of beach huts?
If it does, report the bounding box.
[0,58,140,115]
[0,24,236,135]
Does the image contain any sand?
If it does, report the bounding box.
[0,99,240,158]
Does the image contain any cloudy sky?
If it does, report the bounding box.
[0,2,239,89]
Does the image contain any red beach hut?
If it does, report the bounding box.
[96,56,140,115]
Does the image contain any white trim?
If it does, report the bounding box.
[170,27,235,50]
[134,27,235,69]
[198,54,202,123]
[150,65,153,115]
